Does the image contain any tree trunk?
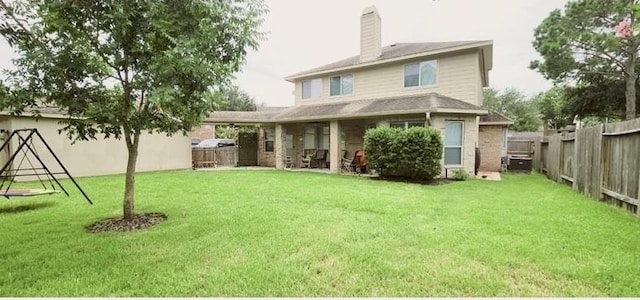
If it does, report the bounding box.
[123,133,140,220]
[625,53,637,120]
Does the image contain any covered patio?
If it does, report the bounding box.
[204,93,488,175]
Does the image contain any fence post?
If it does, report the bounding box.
[599,125,607,201]
[572,132,578,190]
[557,133,564,183]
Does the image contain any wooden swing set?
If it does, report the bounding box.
[0,128,92,204]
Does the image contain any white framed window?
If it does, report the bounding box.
[404,60,437,88]
[263,128,274,153]
[444,121,463,166]
[389,120,425,130]
[329,74,353,96]
[302,78,322,99]
[502,128,508,149]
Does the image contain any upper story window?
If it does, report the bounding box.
[330,74,353,96]
[302,78,322,99]
[404,60,437,88]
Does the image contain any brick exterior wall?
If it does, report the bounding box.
[478,125,506,171]
[190,124,215,140]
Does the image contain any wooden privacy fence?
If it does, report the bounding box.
[534,118,640,216]
[192,147,238,168]
[507,139,535,157]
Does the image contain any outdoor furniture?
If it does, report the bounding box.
[285,156,294,169]
[342,157,355,173]
[312,149,328,168]
[301,154,313,168]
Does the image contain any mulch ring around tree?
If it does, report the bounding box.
[85,212,167,233]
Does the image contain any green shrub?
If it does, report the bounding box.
[450,169,469,181]
[364,126,443,180]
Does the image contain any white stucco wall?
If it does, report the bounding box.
[1,116,191,180]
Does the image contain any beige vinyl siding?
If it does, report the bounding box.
[294,51,482,106]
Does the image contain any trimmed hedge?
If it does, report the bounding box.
[364,126,443,180]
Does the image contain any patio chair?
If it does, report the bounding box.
[301,153,313,168]
[312,149,329,168]
[342,157,355,173]
[285,156,294,169]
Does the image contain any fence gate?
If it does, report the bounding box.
[237,131,258,166]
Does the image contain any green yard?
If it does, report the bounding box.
[1,170,640,296]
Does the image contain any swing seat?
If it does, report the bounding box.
[1,189,60,197]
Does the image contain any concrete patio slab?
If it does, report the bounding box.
[477,171,501,181]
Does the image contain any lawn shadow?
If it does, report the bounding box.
[0,201,57,215]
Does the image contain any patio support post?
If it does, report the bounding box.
[330,120,340,173]
[275,123,285,170]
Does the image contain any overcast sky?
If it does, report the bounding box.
[0,0,570,107]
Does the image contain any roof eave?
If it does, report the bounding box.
[203,118,276,124]
[479,121,513,126]
[273,108,488,123]
[284,40,494,82]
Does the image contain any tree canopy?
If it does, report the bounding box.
[0,0,266,221]
[530,0,640,119]
[212,86,260,112]
[483,88,542,132]
[532,86,574,131]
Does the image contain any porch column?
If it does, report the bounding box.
[329,120,340,173]
[275,123,285,170]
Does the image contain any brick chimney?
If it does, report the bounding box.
[360,6,382,63]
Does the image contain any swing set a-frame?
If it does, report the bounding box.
[0,128,93,204]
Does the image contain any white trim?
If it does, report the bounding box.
[479,121,513,125]
[206,108,488,124]
[444,120,464,167]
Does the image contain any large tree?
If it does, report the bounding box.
[0,0,266,220]
[483,88,542,132]
[530,0,640,120]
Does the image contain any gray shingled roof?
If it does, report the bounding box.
[479,110,512,124]
[286,41,490,80]
[206,93,487,124]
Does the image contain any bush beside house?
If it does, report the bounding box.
[364,127,443,180]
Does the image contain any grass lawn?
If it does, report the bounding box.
[1,170,640,296]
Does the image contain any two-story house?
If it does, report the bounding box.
[204,6,511,175]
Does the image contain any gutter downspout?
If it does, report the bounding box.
[425,112,432,126]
